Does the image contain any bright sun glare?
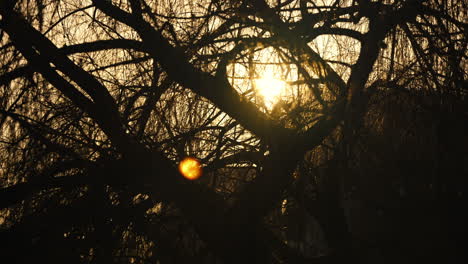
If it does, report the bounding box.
[179,157,203,180]
[255,70,286,109]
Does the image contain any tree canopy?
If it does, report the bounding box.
[0,0,466,263]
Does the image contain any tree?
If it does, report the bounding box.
[0,0,466,263]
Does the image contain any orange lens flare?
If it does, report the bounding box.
[178,157,202,180]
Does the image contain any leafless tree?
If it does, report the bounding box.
[0,0,466,263]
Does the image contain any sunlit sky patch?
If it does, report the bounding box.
[255,69,287,110]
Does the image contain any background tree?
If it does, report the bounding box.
[0,0,466,263]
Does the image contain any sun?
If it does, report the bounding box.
[255,70,286,109]
[178,157,203,180]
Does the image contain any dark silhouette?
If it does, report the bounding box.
[0,0,466,263]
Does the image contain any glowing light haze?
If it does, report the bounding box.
[255,70,286,109]
[178,157,203,180]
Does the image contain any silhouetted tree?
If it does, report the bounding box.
[0,0,466,263]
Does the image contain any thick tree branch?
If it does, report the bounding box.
[0,8,134,152]
[92,0,292,143]
[0,39,145,87]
